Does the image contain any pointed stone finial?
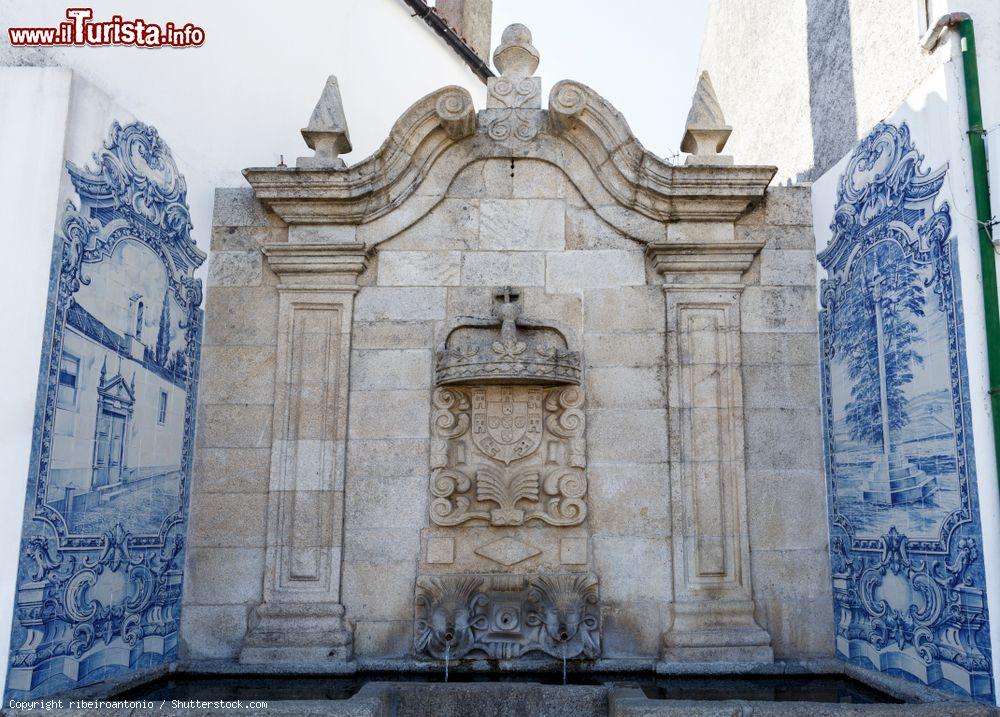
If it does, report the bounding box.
[297,75,352,169]
[680,71,733,166]
[492,23,539,79]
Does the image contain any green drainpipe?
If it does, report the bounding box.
[929,14,1000,493]
[957,18,1000,495]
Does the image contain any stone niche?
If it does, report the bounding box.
[416,287,600,661]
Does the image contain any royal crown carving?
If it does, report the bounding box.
[435,287,581,386]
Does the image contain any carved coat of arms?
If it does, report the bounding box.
[471,387,543,464]
[430,385,586,527]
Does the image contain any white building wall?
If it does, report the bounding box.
[0,0,488,276]
[0,66,73,699]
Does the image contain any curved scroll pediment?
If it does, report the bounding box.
[244,80,775,244]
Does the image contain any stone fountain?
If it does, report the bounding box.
[416,287,600,664]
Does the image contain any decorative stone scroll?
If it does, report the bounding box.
[414,573,600,660]
[436,88,476,140]
[430,385,587,527]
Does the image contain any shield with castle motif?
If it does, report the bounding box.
[471,387,543,464]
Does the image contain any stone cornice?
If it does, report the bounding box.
[646,240,766,286]
[262,242,369,289]
[547,81,775,223]
[245,86,473,226]
[243,82,776,234]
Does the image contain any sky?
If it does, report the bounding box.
[0,0,708,249]
[2,0,707,172]
[489,0,708,161]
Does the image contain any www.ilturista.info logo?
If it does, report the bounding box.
[8,8,205,47]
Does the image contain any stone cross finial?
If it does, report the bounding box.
[297,75,352,169]
[680,71,733,166]
[492,23,539,79]
[492,286,523,350]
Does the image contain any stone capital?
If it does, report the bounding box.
[646,238,764,287]
[262,242,368,289]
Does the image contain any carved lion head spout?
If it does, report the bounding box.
[414,576,488,659]
[526,574,600,659]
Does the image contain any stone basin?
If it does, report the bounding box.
[6,660,995,717]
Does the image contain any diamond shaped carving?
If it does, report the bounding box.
[474,538,540,566]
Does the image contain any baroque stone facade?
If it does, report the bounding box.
[180,24,831,668]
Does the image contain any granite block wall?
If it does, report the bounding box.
[182,165,832,662]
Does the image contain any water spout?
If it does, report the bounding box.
[561,642,567,686]
[444,642,450,683]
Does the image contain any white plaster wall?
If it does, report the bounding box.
[0,66,73,698]
[0,0,487,290]
[926,13,1000,692]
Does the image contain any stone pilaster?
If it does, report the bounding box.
[239,242,367,665]
[648,224,773,664]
